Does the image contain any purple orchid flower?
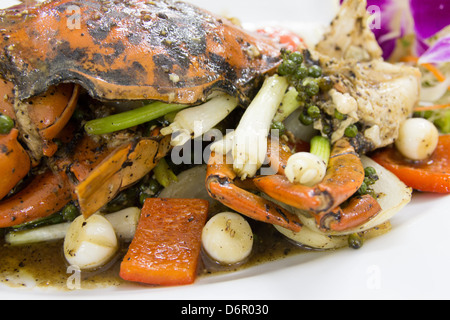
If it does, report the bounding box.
[420,35,450,64]
[341,0,450,61]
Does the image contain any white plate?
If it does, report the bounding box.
[1,0,450,300]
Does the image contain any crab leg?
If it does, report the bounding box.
[0,169,73,228]
[0,134,110,228]
[37,84,81,157]
[0,81,80,202]
[0,129,32,200]
[70,134,172,218]
[15,83,80,160]
[206,151,303,232]
[253,138,365,214]
[0,131,171,227]
[0,81,32,200]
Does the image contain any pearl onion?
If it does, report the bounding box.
[202,212,253,265]
[395,118,439,161]
[64,214,118,270]
[285,152,327,186]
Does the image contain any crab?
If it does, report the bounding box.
[206,136,382,233]
[0,0,282,228]
[204,0,413,235]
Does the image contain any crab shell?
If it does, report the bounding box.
[0,0,283,225]
[0,0,281,105]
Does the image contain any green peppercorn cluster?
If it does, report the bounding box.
[278,50,329,100]
[277,50,334,131]
[277,50,367,140]
[358,166,379,198]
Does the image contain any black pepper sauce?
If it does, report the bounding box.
[0,238,128,290]
[0,239,69,289]
[0,221,307,290]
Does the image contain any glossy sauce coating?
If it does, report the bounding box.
[0,0,281,104]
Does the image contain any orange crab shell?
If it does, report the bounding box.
[0,0,281,104]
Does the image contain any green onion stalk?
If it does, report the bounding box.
[310,135,331,166]
[153,158,178,188]
[415,108,450,134]
[85,101,190,135]
[284,135,331,187]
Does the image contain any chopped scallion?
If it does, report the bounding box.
[310,135,331,166]
[273,87,302,123]
[153,158,178,188]
[85,101,190,135]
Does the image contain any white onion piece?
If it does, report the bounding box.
[285,152,327,186]
[231,75,289,179]
[420,77,450,102]
[161,93,238,147]
[283,108,319,142]
[275,223,348,250]
[64,214,118,270]
[202,212,254,265]
[349,156,412,232]
[395,118,439,161]
[159,165,225,213]
[159,166,208,199]
[5,208,139,246]
[104,207,140,242]
[5,222,71,246]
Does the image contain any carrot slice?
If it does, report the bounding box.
[414,104,450,112]
[400,56,419,64]
[371,135,450,193]
[400,56,447,83]
[421,63,446,83]
[120,198,209,286]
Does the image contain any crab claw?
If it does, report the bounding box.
[253,138,366,214]
[206,151,303,232]
[0,81,31,200]
[251,138,382,232]
[0,129,32,200]
[207,136,380,233]
[0,80,81,203]
[0,82,77,226]
[0,169,73,228]
[0,130,171,227]
[315,194,382,233]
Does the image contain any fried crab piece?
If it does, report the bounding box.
[312,0,421,152]
[0,0,282,225]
